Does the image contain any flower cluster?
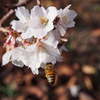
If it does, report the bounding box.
[2,5,77,74]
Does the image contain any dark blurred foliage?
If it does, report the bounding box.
[0,0,100,100]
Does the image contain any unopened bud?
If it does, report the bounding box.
[7,40,11,44]
[14,43,18,47]
[9,32,13,35]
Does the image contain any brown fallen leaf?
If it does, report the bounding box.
[84,76,93,90]
[15,95,26,100]
[22,86,44,98]
[23,73,34,85]
[66,75,77,89]
[92,29,100,37]
[79,92,96,100]
[57,64,74,76]
[82,65,96,75]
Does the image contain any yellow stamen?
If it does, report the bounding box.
[24,18,30,30]
[40,17,48,25]
[62,16,70,24]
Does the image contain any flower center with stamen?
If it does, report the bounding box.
[37,41,46,58]
[40,17,48,25]
[24,18,30,30]
[62,16,69,24]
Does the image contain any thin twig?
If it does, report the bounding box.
[0,27,10,33]
[0,9,14,26]
[36,0,41,6]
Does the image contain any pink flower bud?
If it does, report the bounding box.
[6,40,11,44]
[14,43,18,47]
[9,32,13,35]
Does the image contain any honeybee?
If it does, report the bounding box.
[45,63,55,85]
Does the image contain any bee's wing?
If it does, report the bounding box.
[38,68,45,76]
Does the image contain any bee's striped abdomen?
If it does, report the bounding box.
[45,63,55,85]
[46,73,55,85]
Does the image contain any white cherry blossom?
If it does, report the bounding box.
[50,29,61,42]
[25,39,62,74]
[10,7,30,33]
[2,47,26,67]
[55,4,77,36]
[28,5,58,39]
[41,31,58,48]
[10,7,35,39]
[2,4,77,75]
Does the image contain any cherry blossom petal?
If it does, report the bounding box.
[12,60,24,67]
[41,31,58,48]
[40,63,46,69]
[59,45,68,53]
[65,21,75,28]
[52,29,61,42]
[63,5,77,20]
[29,17,42,29]
[26,43,36,52]
[10,20,25,32]
[15,6,30,22]
[39,48,52,63]
[63,10,77,21]
[31,5,45,17]
[31,68,39,75]
[57,24,66,36]
[43,44,63,63]
[33,29,47,39]
[2,50,13,66]
[28,52,42,69]
[21,28,34,39]
[47,6,58,21]
[45,20,54,32]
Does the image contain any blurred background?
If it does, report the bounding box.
[0,0,100,100]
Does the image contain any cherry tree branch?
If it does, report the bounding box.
[0,0,32,27]
[0,27,10,33]
[0,9,14,26]
[0,0,32,9]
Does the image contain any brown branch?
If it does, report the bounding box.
[0,9,14,26]
[0,0,32,9]
[0,0,32,26]
[0,27,10,33]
